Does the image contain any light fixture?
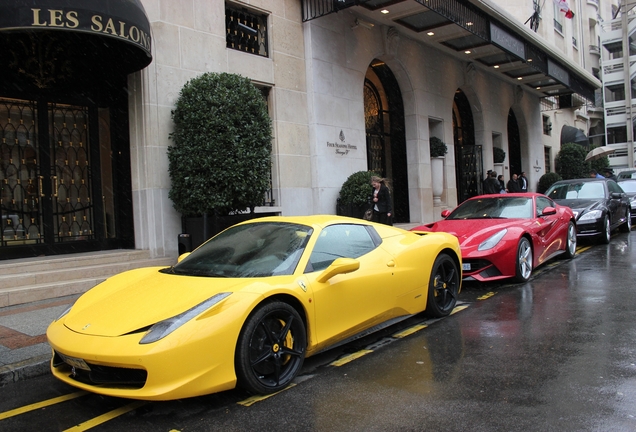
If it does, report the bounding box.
[352,18,374,30]
[536,86,541,90]
[464,50,471,54]
[381,9,389,14]
[494,65,500,69]
[466,22,473,26]
[517,77,523,80]
[427,31,435,36]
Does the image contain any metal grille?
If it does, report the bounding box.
[416,0,489,39]
[49,103,94,242]
[0,98,42,246]
[226,3,269,57]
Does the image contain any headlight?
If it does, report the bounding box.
[578,210,603,221]
[478,229,507,251]
[140,292,232,344]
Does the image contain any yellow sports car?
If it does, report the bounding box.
[47,215,461,400]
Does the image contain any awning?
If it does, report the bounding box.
[561,125,589,146]
[0,0,152,76]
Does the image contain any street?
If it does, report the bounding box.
[1,231,636,431]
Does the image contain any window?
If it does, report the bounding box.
[536,196,555,217]
[542,115,552,135]
[544,146,551,173]
[225,2,269,57]
[306,224,377,272]
[553,2,563,33]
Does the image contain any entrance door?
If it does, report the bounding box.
[1,97,109,258]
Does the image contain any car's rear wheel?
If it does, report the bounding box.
[619,208,632,232]
[599,215,611,244]
[426,253,460,318]
[514,237,533,282]
[235,301,306,395]
[563,221,577,259]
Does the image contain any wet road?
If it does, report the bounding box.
[2,231,636,431]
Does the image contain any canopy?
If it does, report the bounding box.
[561,125,589,146]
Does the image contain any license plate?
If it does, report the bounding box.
[462,263,471,271]
[59,353,91,371]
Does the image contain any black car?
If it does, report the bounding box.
[544,178,631,243]
[617,179,636,225]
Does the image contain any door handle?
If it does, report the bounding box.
[52,176,58,197]
[38,176,44,197]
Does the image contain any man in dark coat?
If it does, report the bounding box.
[507,173,522,193]
[519,171,528,192]
[483,171,500,194]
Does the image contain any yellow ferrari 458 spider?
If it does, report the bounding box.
[47,215,461,400]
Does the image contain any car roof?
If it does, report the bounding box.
[549,178,611,185]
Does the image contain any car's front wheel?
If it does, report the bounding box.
[514,237,533,282]
[599,215,611,244]
[619,208,632,232]
[426,253,460,318]
[563,221,577,259]
[235,301,306,395]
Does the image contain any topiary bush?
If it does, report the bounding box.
[555,143,589,180]
[537,172,562,194]
[168,72,272,216]
[339,171,380,207]
[430,137,448,157]
[493,147,506,163]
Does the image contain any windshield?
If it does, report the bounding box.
[545,182,605,200]
[447,197,533,219]
[618,181,636,193]
[171,222,313,277]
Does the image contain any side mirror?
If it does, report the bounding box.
[177,252,191,263]
[541,206,557,216]
[610,192,622,199]
[316,258,360,283]
[441,210,451,218]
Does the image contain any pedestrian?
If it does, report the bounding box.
[603,168,617,181]
[369,176,392,225]
[482,170,493,194]
[483,171,500,194]
[497,174,506,193]
[519,171,528,192]
[589,169,604,179]
[507,173,522,193]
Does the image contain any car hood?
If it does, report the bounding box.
[553,199,602,215]
[423,219,528,246]
[63,267,254,337]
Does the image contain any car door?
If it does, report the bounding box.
[607,181,626,228]
[304,224,395,346]
[533,196,564,262]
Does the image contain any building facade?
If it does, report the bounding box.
[0,0,605,263]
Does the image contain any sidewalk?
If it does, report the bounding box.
[0,294,78,386]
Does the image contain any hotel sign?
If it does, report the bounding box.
[327,130,357,156]
[0,0,152,56]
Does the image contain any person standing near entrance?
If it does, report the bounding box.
[483,171,500,194]
[370,176,392,225]
[507,173,522,193]
[519,171,528,192]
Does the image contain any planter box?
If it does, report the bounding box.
[336,200,369,219]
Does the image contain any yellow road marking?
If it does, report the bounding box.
[63,400,148,431]
[0,391,88,421]
[477,292,496,300]
[237,384,296,407]
[330,349,373,367]
[577,245,592,253]
[450,304,469,315]
[393,323,428,338]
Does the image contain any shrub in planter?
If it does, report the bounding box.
[537,172,562,194]
[555,143,588,180]
[168,72,272,217]
[493,147,506,163]
[338,171,379,217]
[430,137,447,158]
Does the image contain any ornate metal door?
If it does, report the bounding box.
[454,144,483,203]
[1,97,96,254]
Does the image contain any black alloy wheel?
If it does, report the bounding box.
[235,301,306,395]
[619,208,632,232]
[426,253,460,318]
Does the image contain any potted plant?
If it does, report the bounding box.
[168,72,273,248]
[337,171,379,218]
[430,136,448,158]
[493,147,506,164]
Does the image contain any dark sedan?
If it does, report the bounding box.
[617,179,636,225]
[545,178,631,243]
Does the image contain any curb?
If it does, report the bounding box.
[0,354,51,386]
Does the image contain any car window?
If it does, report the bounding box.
[547,182,605,200]
[535,196,554,217]
[608,181,623,194]
[306,224,377,272]
[618,181,636,193]
[447,197,533,219]
[171,222,313,278]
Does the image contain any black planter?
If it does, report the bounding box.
[336,199,369,219]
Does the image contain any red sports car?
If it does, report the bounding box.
[411,193,577,282]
